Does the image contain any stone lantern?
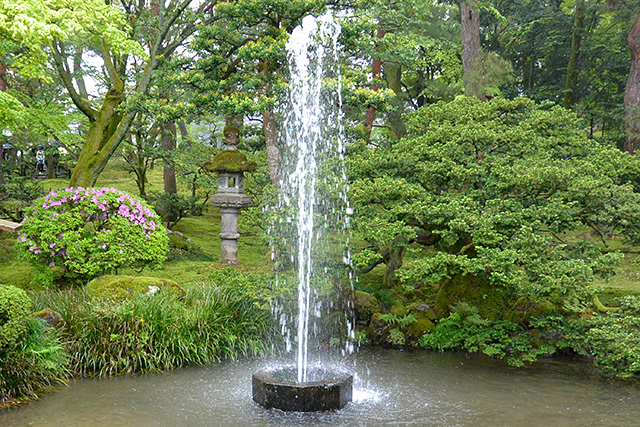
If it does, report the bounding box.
[206,125,256,264]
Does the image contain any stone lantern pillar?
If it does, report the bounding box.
[206,125,256,264]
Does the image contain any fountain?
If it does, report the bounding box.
[252,12,354,412]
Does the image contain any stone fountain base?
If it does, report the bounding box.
[252,367,352,412]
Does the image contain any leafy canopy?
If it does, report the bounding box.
[350,96,640,312]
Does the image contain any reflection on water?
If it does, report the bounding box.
[2,349,639,426]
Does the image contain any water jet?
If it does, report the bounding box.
[252,12,354,412]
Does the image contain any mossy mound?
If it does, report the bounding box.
[205,150,257,173]
[504,297,556,324]
[34,308,64,328]
[354,291,380,323]
[407,302,437,321]
[435,274,507,320]
[0,284,32,348]
[168,232,197,250]
[405,315,435,338]
[86,275,185,302]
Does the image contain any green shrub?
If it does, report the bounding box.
[0,284,32,348]
[419,303,555,366]
[16,187,169,286]
[0,318,69,405]
[152,192,202,230]
[34,283,274,376]
[0,176,44,222]
[86,275,185,302]
[565,296,640,378]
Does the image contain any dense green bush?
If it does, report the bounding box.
[34,282,274,376]
[566,296,640,378]
[16,187,168,286]
[418,303,555,366]
[0,318,69,405]
[350,96,640,312]
[0,284,32,348]
[152,192,202,230]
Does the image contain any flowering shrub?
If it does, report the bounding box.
[17,187,168,285]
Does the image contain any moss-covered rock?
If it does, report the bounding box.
[390,304,408,317]
[86,275,185,302]
[405,316,435,338]
[435,274,507,320]
[407,302,437,321]
[354,291,380,323]
[205,150,257,173]
[168,231,196,250]
[34,308,64,328]
[0,284,31,348]
[504,297,556,324]
[369,312,389,344]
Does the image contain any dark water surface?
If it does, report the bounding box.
[2,349,638,426]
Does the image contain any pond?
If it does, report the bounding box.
[2,349,638,426]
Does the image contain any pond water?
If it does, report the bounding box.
[2,349,639,426]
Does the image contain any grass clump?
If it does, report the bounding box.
[34,282,275,376]
[0,318,70,406]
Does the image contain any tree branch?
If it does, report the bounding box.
[52,41,98,121]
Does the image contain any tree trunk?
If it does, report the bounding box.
[260,60,280,187]
[625,13,640,154]
[69,86,125,186]
[161,120,177,194]
[562,0,586,109]
[384,61,406,139]
[364,27,386,140]
[0,61,6,184]
[177,121,191,147]
[384,236,407,287]
[46,149,55,179]
[460,0,484,100]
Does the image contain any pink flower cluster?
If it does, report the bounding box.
[37,187,158,233]
[18,187,163,271]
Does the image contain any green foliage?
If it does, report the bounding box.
[17,187,169,286]
[174,141,218,201]
[0,176,44,222]
[350,96,640,313]
[208,267,283,306]
[0,284,31,349]
[387,328,406,346]
[419,303,555,367]
[379,312,417,328]
[0,318,69,404]
[151,192,202,230]
[567,296,640,378]
[33,283,274,376]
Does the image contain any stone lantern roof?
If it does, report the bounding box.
[205,150,257,173]
[205,124,257,173]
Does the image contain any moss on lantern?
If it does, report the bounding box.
[205,150,257,173]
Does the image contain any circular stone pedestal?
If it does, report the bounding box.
[252,367,353,412]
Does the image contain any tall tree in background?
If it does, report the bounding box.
[625,12,640,153]
[562,0,587,108]
[460,0,484,100]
